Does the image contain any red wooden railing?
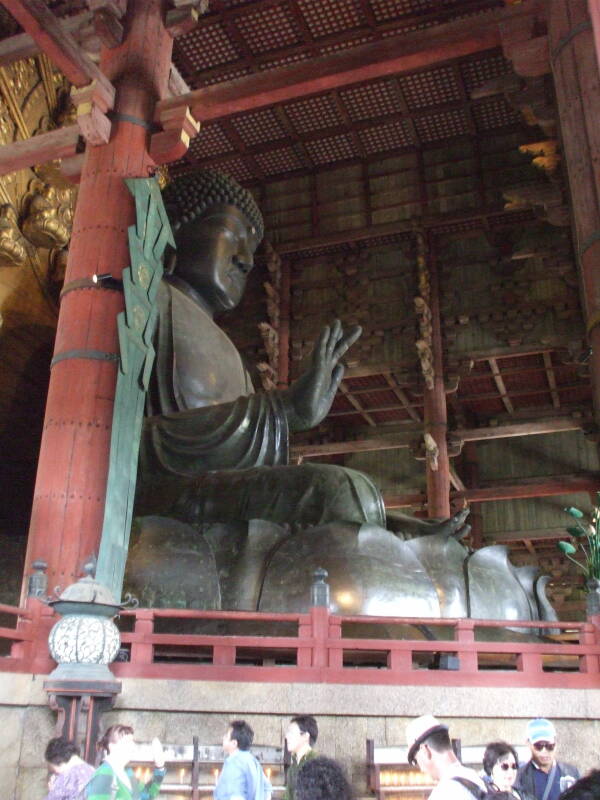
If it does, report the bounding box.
[1,601,600,687]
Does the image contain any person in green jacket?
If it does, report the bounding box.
[284,716,318,800]
[85,725,166,800]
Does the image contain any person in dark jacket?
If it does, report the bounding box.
[482,741,534,800]
[515,719,579,800]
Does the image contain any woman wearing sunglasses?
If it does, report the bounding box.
[483,742,533,799]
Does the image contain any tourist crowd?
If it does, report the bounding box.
[41,714,600,800]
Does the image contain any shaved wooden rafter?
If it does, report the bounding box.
[543,351,561,408]
[488,357,514,413]
[1,0,114,97]
[157,12,506,123]
[453,417,583,442]
[339,381,376,426]
[383,373,421,422]
[450,465,466,492]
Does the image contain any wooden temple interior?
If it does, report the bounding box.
[0,0,598,622]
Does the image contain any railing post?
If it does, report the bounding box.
[310,605,329,668]
[130,609,154,665]
[455,619,478,673]
[387,646,412,674]
[328,613,343,669]
[297,613,313,667]
[580,622,600,674]
[213,644,236,665]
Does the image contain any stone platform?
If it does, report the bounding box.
[2,673,600,800]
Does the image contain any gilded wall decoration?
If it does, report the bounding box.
[0,204,28,268]
[22,180,74,249]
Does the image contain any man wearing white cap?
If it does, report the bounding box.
[406,715,487,799]
[515,718,579,800]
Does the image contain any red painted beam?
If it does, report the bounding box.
[1,0,113,93]
[0,125,80,176]
[156,10,507,122]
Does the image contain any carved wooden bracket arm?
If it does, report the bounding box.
[71,78,116,146]
[150,104,201,165]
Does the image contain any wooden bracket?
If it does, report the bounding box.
[166,1,209,38]
[150,105,200,165]
[87,1,127,48]
[71,78,115,145]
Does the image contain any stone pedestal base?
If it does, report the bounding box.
[44,678,121,763]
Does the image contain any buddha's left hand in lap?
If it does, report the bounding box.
[282,320,362,432]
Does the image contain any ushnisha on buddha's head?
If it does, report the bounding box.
[163,169,264,315]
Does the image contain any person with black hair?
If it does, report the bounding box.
[215,720,272,800]
[284,715,318,800]
[482,742,534,800]
[406,715,487,800]
[85,725,165,800]
[515,718,579,800]
[558,770,600,800]
[295,756,353,800]
[43,736,94,800]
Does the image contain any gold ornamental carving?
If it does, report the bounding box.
[22,180,74,249]
[0,203,27,267]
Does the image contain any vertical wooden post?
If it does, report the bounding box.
[21,0,173,599]
[277,259,291,389]
[423,235,451,517]
[549,0,600,433]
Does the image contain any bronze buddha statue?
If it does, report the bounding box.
[126,169,556,626]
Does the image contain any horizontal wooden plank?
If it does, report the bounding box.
[0,124,80,175]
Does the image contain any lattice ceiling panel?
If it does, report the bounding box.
[177,22,240,72]
[359,120,414,154]
[472,96,521,131]
[190,124,234,158]
[230,109,286,146]
[234,3,302,54]
[340,80,400,121]
[399,65,463,109]
[304,134,357,165]
[254,146,304,176]
[297,0,364,37]
[319,35,376,54]
[211,156,256,183]
[283,95,341,134]
[460,51,512,93]
[414,108,471,142]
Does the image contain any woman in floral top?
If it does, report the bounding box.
[44,737,95,800]
[85,725,166,800]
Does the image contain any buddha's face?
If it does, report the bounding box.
[174,203,260,314]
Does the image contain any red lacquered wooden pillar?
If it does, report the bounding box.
[549,1,600,431]
[21,0,173,600]
[423,235,451,518]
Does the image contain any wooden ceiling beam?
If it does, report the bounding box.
[1,0,112,93]
[0,9,92,65]
[157,9,511,122]
[453,474,600,503]
[0,124,80,176]
[383,474,600,507]
[274,203,534,255]
[291,416,584,459]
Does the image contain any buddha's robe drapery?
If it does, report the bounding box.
[138,278,386,528]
